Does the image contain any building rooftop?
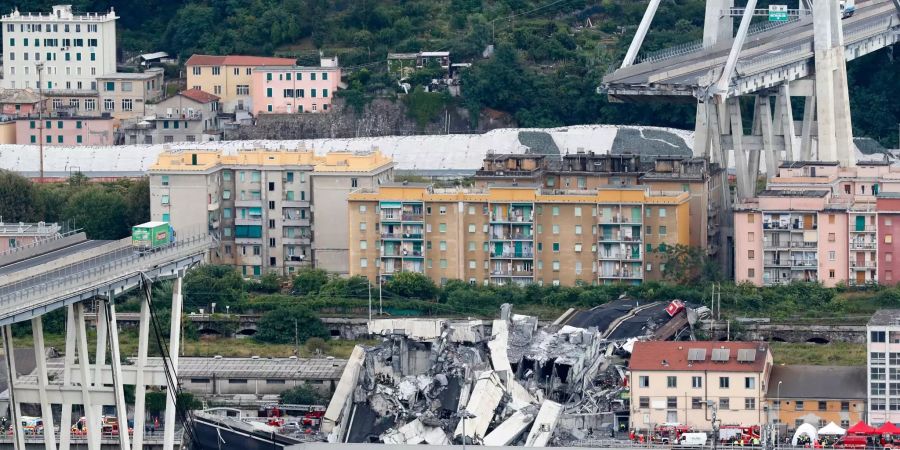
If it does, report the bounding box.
[758,189,829,198]
[0,89,41,104]
[766,365,866,400]
[186,54,296,67]
[150,149,394,174]
[779,161,841,168]
[629,341,770,373]
[256,65,341,71]
[98,71,163,80]
[2,5,117,22]
[350,184,690,204]
[178,89,220,104]
[147,357,346,380]
[868,309,900,326]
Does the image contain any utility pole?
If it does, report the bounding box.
[294,319,299,356]
[36,62,45,182]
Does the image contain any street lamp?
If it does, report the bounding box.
[456,409,477,450]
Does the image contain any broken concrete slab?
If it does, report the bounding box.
[525,400,563,447]
[483,410,536,446]
[453,370,505,442]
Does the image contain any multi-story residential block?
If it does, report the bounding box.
[628,341,773,431]
[185,54,296,113]
[473,152,728,269]
[0,221,60,251]
[95,69,164,120]
[149,149,394,277]
[250,57,341,115]
[14,115,114,145]
[866,309,900,423]
[877,193,900,285]
[766,365,866,430]
[347,184,690,286]
[735,161,900,286]
[123,89,222,144]
[1,5,117,91]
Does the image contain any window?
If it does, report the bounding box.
[552,261,560,271]
[667,397,677,409]
[719,377,730,388]
[841,401,849,412]
[575,225,582,235]
[887,234,894,244]
[552,225,559,235]
[748,250,755,259]
[829,250,836,261]
[351,178,358,188]
[552,206,560,216]
[439,241,447,251]
[359,222,367,231]
[818,401,827,411]
[639,397,650,408]
[323,88,329,98]
[873,331,886,342]
[439,223,447,233]
[228,379,248,384]
[237,85,250,95]
[105,81,115,91]
[872,353,886,366]
[440,259,448,269]
[796,400,805,411]
[638,376,649,388]
[121,99,133,111]
[360,258,368,268]
[311,73,317,81]
[552,243,560,252]
[745,398,756,410]
[103,98,114,111]
[748,232,755,242]
[439,206,447,215]
[745,377,755,389]
[574,207,582,217]
[719,398,730,410]
[829,269,835,279]
[659,226,667,236]
[692,376,702,388]
[659,208,667,218]
[872,383,886,395]
[161,195,170,205]
[667,376,677,388]
[692,397,703,410]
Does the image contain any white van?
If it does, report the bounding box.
[678,433,709,447]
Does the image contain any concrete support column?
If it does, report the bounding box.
[800,96,816,160]
[777,84,797,161]
[727,97,754,200]
[704,0,734,48]
[2,325,25,450]
[74,303,100,450]
[59,305,77,450]
[31,316,57,450]
[163,275,184,450]
[759,95,779,176]
[93,300,108,436]
[131,285,152,449]
[105,298,132,450]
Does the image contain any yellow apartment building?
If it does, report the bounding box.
[347,184,690,286]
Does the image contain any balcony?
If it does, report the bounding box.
[598,215,643,225]
[235,217,262,226]
[850,226,876,233]
[401,213,424,222]
[282,236,311,245]
[235,199,262,207]
[763,240,790,249]
[380,213,401,222]
[598,234,641,243]
[490,233,534,241]
[763,222,790,230]
[850,261,877,269]
[598,271,643,279]
[850,242,877,250]
[490,213,533,223]
[789,241,817,248]
[790,260,818,268]
[381,232,423,240]
[282,199,310,208]
[491,251,534,259]
[764,260,791,267]
[283,217,310,227]
[491,270,534,277]
[208,201,220,211]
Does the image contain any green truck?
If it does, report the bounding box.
[132,221,174,251]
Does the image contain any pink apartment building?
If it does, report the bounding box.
[736,161,900,287]
[877,194,900,285]
[14,116,115,146]
[250,57,341,115]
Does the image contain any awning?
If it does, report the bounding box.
[847,421,876,435]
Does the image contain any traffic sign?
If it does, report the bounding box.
[769,5,789,21]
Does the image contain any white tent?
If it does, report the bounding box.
[793,423,818,445]
[819,422,847,436]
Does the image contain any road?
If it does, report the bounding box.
[0,240,109,276]
[604,0,895,90]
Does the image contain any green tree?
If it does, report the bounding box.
[255,306,329,344]
[404,88,450,128]
[248,272,282,294]
[183,265,245,311]
[125,178,151,227]
[292,268,330,296]
[384,272,437,299]
[0,170,37,222]
[280,385,323,405]
[63,187,130,239]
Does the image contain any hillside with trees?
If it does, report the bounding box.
[0,0,896,144]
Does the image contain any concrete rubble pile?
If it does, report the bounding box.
[321,304,631,446]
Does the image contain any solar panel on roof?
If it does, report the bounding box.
[711,348,730,362]
[737,349,757,362]
[687,348,707,361]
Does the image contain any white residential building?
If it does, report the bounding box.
[867,310,900,424]
[1,5,118,91]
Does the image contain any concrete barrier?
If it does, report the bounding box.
[0,232,87,267]
[0,237,132,285]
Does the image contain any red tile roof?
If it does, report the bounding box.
[186,54,296,67]
[629,341,770,373]
[178,89,220,104]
